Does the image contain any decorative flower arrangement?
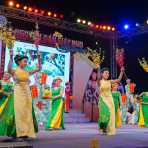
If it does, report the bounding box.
[138,58,148,72]
[85,47,105,67]
[53,31,63,40]
[0,26,16,50]
[13,29,84,48]
[115,48,124,68]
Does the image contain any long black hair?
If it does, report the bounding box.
[14,54,28,65]
[89,68,98,81]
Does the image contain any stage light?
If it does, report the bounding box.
[48,12,52,16]
[8,1,14,7]
[112,27,115,31]
[82,20,86,24]
[146,20,148,24]
[34,9,38,13]
[100,25,103,29]
[16,3,20,8]
[23,6,27,10]
[135,23,139,27]
[60,14,64,19]
[53,13,57,17]
[77,19,81,23]
[103,26,107,30]
[107,26,111,30]
[124,24,129,30]
[41,10,44,15]
[88,21,92,26]
[90,23,94,27]
[28,7,32,12]
[95,25,99,29]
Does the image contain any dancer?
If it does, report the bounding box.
[83,69,99,104]
[65,82,71,113]
[98,67,124,135]
[0,72,13,108]
[0,50,39,139]
[125,79,135,109]
[45,77,64,130]
[112,82,122,128]
[0,72,16,137]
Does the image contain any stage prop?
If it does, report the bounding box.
[4,40,70,128]
[73,48,104,121]
[138,58,148,72]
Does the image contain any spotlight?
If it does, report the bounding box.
[23,6,27,10]
[103,26,107,30]
[48,12,52,16]
[107,26,111,30]
[8,1,14,7]
[41,10,45,15]
[16,3,20,8]
[112,27,115,31]
[53,13,57,17]
[146,20,148,24]
[34,9,38,13]
[95,25,99,29]
[77,18,81,23]
[28,7,32,12]
[88,21,92,26]
[82,20,86,24]
[135,23,139,27]
[124,24,129,30]
[60,14,64,19]
[90,23,94,27]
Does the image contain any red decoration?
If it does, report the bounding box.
[115,48,124,68]
[36,101,45,110]
[31,85,38,98]
[14,29,84,48]
[130,83,135,93]
[121,94,126,105]
[41,72,47,84]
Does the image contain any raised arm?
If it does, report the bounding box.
[8,50,15,76]
[29,54,41,75]
[111,67,124,84]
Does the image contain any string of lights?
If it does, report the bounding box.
[6,1,116,33]
[8,1,64,19]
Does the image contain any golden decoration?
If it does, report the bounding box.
[0,25,15,49]
[84,47,104,67]
[138,58,148,72]
[53,31,63,40]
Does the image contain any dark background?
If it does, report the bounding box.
[1,0,148,25]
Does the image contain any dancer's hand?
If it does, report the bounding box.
[120,67,125,72]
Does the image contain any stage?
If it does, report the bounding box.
[0,123,148,148]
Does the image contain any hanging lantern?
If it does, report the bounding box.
[31,85,38,98]
[130,83,135,93]
[121,94,126,105]
[41,72,47,84]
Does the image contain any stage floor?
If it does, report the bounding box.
[0,123,148,148]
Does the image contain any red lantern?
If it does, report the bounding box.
[41,73,47,84]
[130,83,135,93]
[121,94,126,105]
[31,85,38,98]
